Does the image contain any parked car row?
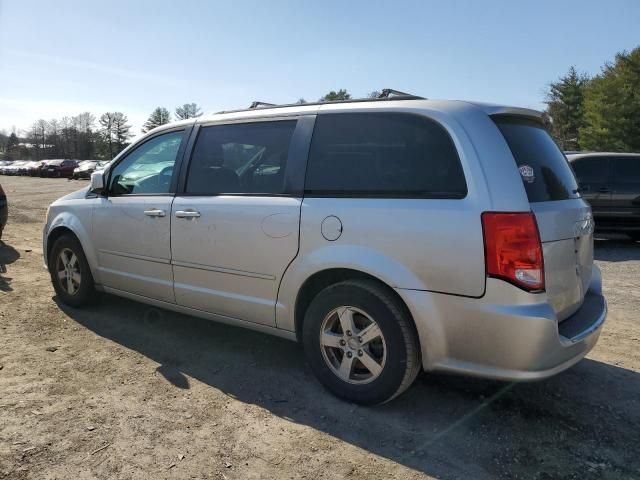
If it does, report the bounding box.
[71,160,110,179]
[0,159,109,179]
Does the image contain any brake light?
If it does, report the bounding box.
[481,212,544,291]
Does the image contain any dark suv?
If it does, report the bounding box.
[568,153,640,241]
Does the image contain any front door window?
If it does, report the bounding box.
[109,131,184,195]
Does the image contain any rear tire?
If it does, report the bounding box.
[48,234,95,307]
[302,279,421,405]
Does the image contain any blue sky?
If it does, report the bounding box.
[0,0,638,133]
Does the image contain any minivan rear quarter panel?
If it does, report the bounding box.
[276,102,517,332]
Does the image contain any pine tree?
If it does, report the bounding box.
[174,103,203,120]
[98,112,131,159]
[6,132,19,157]
[580,47,640,152]
[142,107,171,133]
[112,112,132,154]
[545,67,589,151]
[99,113,115,159]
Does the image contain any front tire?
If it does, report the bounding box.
[302,279,421,405]
[48,234,95,307]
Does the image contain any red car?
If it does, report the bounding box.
[40,159,79,178]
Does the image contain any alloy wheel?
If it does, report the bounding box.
[56,248,81,295]
[319,306,387,384]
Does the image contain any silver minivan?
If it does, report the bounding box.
[43,95,607,404]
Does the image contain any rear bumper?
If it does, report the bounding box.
[397,266,607,381]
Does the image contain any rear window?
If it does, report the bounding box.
[493,116,579,202]
[305,113,467,198]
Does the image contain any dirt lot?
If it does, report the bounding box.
[0,175,639,480]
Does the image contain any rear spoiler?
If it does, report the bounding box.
[483,105,544,120]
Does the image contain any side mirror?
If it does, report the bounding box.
[90,170,106,195]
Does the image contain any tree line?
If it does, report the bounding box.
[0,103,205,161]
[1,46,639,161]
[544,46,639,152]
[0,92,402,161]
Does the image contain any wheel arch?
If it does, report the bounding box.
[46,226,77,264]
[293,268,417,344]
[45,212,99,283]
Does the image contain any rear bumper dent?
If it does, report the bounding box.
[558,292,606,344]
[397,268,607,382]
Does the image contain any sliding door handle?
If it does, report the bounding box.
[144,208,166,217]
[175,210,201,219]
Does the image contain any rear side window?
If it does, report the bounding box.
[305,113,467,198]
[612,157,640,184]
[494,116,579,202]
[186,120,296,195]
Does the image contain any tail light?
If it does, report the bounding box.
[481,212,544,292]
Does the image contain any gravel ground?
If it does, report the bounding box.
[0,175,639,480]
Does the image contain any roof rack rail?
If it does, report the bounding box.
[215,91,425,115]
[377,88,417,98]
[249,101,277,109]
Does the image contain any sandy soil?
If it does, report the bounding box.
[0,175,639,480]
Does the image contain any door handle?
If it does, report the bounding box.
[144,208,166,217]
[175,209,201,219]
[598,187,610,193]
